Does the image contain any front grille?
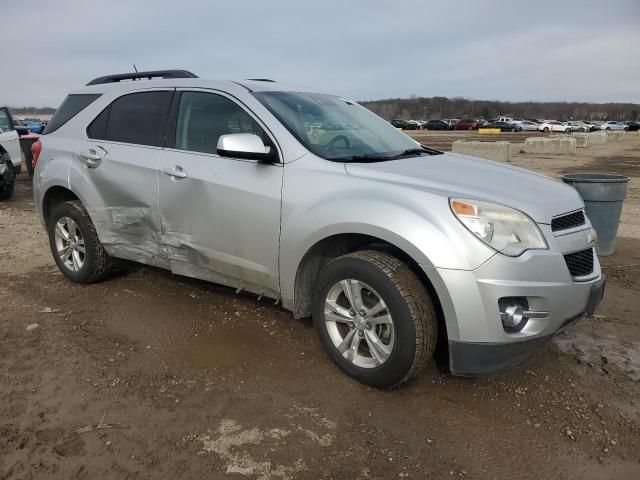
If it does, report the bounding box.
[564,248,594,277]
[552,211,586,232]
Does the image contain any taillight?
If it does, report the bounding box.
[31,140,42,169]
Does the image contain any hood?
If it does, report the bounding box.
[345,152,584,223]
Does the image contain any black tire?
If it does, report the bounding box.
[47,200,112,284]
[312,250,437,389]
[0,155,16,200]
[14,164,22,175]
[543,127,550,133]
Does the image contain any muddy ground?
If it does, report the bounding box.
[1,133,639,479]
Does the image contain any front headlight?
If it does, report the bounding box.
[450,198,548,257]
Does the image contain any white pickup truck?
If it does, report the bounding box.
[0,106,23,199]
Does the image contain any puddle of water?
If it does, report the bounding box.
[189,326,265,369]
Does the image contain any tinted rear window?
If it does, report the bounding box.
[43,94,101,134]
[90,91,172,147]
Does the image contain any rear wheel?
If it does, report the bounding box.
[543,127,550,133]
[47,200,112,284]
[312,250,437,389]
[0,154,16,200]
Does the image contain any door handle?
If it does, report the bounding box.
[79,147,105,168]
[162,166,187,179]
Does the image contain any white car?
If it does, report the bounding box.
[599,121,628,131]
[518,120,539,131]
[565,121,589,132]
[0,107,22,172]
[442,118,460,128]
[538,121,572,133]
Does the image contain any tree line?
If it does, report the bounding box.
[360,96,640,122]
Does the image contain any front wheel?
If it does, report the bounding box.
[312,250,437,389]
[47,200,112,284]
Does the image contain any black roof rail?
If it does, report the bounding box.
[246,78,276,82]
[86,70,198,86]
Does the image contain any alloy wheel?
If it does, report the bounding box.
[324,279,395,368]
[54,216,85,272]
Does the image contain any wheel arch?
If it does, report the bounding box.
[288,231,449,356]
[41,185,81,225]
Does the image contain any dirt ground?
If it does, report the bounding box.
[1,133,639,479]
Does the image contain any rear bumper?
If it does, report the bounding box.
[448,277,605,376]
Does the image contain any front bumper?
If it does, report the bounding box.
[449,277,605,376]
[422,242,604,376]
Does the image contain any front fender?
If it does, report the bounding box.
[279,195,494,304]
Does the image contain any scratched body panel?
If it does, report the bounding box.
[70,139,168,268]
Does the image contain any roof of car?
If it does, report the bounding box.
[69,77,321,97]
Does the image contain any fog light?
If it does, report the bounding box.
[499,297,549,333]
[502,305,525,328]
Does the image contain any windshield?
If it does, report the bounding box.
[253,91,422,161]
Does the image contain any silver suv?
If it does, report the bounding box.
[33,70,604,388]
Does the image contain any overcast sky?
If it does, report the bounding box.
[1,0,639,107]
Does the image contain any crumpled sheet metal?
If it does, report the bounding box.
[164,229,279,300]
[88,206,169,269]
[88,206,279,300]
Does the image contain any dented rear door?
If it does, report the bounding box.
[69,90,173,268]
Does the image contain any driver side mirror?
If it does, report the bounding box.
[217,133,276,163]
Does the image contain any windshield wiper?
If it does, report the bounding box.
[389,145,443,158]
[334,154,394,163]
[332,145,443,163]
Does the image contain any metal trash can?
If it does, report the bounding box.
[561,173,630,256]
[19,134,39,178]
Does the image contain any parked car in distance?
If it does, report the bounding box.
[25,120,45,134]
[33,70,604,388]
[485,121,521,132]
[0,106,23,177]
[11,117,31,136]
[454,118,480,130]
[538,120,572,133]
[625,121,640,132]
[391,119,418,130]
[599,121,628,131]
[565,121,589,132]
[424,119,452,131]
[444,118,461,128]
[518,120,539,131]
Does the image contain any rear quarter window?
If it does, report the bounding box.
[43,94,101,134]
[87,91,173,147]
